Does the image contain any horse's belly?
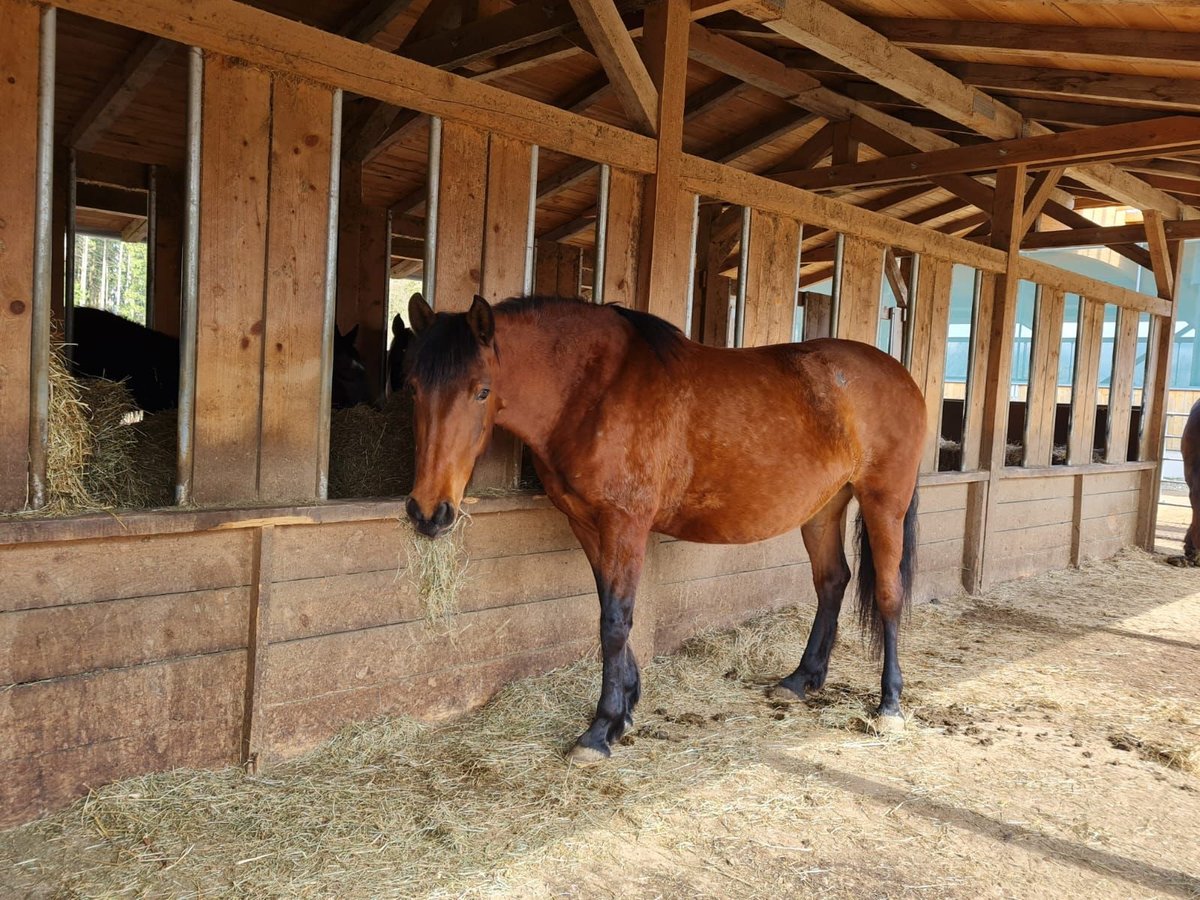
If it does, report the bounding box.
[656,481,834,545]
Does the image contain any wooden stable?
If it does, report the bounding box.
[2,0,1198,826]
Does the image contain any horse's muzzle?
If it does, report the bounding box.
[406,496,456,538]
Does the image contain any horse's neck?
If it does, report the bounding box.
[493,309,623,454]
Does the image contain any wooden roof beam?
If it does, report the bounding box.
[1020,167,1064,238]
[739,0,1197,218]
[67,35,176,151]
[337,0,422,43]
[775,117,1200,192]
[1022,218,1200,251]
[567,0,658,134]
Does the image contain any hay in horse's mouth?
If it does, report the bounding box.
[403,512,470,625]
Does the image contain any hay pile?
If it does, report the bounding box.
[328,392,415,499]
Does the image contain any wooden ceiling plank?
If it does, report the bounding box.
[774,116,1200,192]
[67,35,177,151]
[567,0,658,134]
[707,111,818,164]
[765,120,834,174]
[683,75,747,123]
[337,0,420,43]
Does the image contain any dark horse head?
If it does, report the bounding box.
[388,313,414,396]
[403,292,499,537]
[332,324,374,409]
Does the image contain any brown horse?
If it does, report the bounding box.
[403,293,925,764]
[1169,398,1200,566]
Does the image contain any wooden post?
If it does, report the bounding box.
[258,78,336,503]
[534,241,582,296]
[242,524,274,770]
[965,164,1025,592]
[356,205,390,393]
[0,0,40,511]
[1023,286,1066,466]
[1105,305,1139,464]
[906,255,953,473]
[1068,298,1104,466]
[192,54,272,505]
[742,209,800,347]
[433,120,488,309]
[635,0,692,328]
[151,169,184,336]
[600,168,642,306]
[835,235,884,344]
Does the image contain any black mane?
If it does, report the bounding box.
[407,296,684,388]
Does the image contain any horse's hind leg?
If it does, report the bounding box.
[772,485,853,703]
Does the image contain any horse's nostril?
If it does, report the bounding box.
[405,496,424,524]
[432,501,455,528]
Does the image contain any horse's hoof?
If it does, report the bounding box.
[1166,555,1190,568]
[769,683,805,704]
[566,742,610,766]
[873,713,906,734]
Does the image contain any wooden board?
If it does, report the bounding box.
[150,168,184,336]
[355,204,390,392]
[741,209,800,347]
[960,271,992,471]
[259,78,335,503]
[433,120,488,310]
[0,0,40,512]
[1069,299,1105,466]
[601,168,642,306]
[906,255,953,472]
[534,241,582,296]
[192,54,272,505]
[835,235,883,345]
[480,134,533,302]
[1023,286,1066,467]
[1105,306,1139,465]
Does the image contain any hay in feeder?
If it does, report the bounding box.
[41,342,94,515]
[404,513,471,624]
[328,392,415,499]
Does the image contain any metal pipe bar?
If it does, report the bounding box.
[64,149,77,357]
[683,193,700,337]
[175,47,203,505]
[423,116,442,306]
[317,89,343,499]
[593,163,611,304]
[28,7,56,510]
[146,163,158,329]
[734,206,750,348]
[523,146,538,297]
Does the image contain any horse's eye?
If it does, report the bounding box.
[476,388,490,402]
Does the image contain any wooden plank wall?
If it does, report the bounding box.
[741,209,800,347]
[835,235,884,345]
[0,2,41,512]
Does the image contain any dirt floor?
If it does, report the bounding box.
[2,545,1199,898]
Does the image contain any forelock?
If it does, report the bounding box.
[407,312,483,388]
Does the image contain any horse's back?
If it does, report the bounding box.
[72,307,180,411]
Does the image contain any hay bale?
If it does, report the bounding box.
[328,392,415,499]
[41,342,94,514]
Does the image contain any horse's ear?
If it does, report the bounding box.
[391,313,405,337]
[345,324,359,345]
[467,295,494,346]
[409,293,435,334]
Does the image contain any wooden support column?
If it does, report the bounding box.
[966,164,1025,592]
[534,241,582,295]
[1105,305,1139,464]
[1068,298,1104,466]
[635,0,692,328]
[258,78,336,503]
[0,0,40,511]
[906,255,952,472]
[433,120,488,309]
[742,209,800,346]
[600,168,642,305]
[242,524,274,770]
[1023,286,1065,467]
[151,168,184,336]
[336,164,389,393]
[835,235,884,344]
[192,55,272,505]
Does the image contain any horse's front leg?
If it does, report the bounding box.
[567,515,648,765]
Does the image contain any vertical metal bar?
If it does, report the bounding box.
[902,254,921,369]
[176,47,203,505]
[317,89,343,500]
[830,232,845,336]
[734,206,750,348]
[593,163,611,304]
[790,223,804,342]
[381,205,392,394]
[145,164,158,328]
[523,145,538,296]
[423,116,442,306]
[28,7,56,510]
[64,149,77,355]
[961,268,985,472]
[683,193,700,336]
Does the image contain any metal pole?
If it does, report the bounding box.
[423,116,442,306]
[790,224,804,343]
[28,7,56,510]
[593,163,611,304]
[734,206,750,348]
[381,205,392,395]
[902,254,921,369]
[830,232,846,338]
[683,193,700,337]
[961,268,985,472]
[64,149,77,356]
[146,164,158,328]
[317,89,343,500]
[176,47,203,505]
[523,146,538,296]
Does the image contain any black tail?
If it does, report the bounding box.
[856,487,919,658]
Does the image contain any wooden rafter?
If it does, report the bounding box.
[765,120,833,174]
[67,35,176,151]
[1143,210,1176,301]
[567,0,658,134]
[775,117,1200,192]
[337,0,421,43]
[739,0,1197,218]
[1020,167,1064,238]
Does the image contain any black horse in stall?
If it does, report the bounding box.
[71,307,373,411]
[388,313,415,395]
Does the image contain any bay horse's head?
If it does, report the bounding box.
[404,292,499,537]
